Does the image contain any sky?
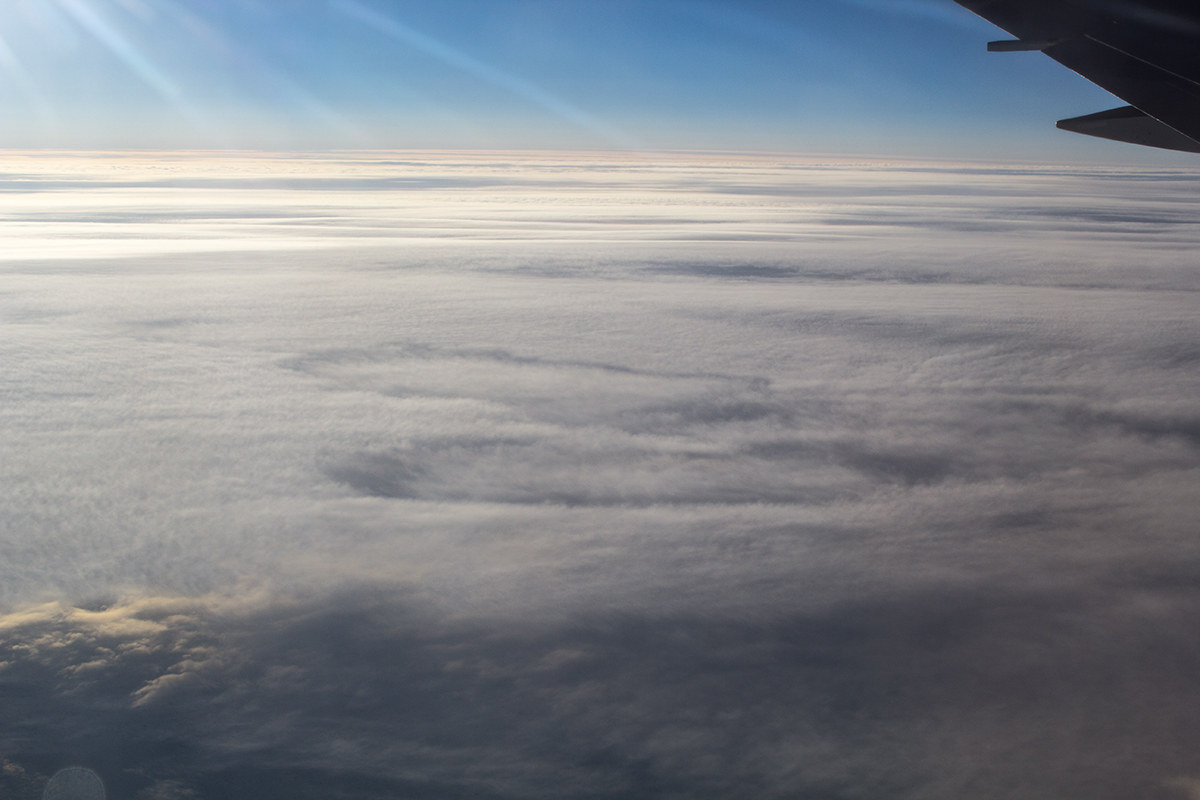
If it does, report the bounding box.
[0,0,1191,161]
[4,3,1200,800]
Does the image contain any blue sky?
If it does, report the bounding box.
[0,0,1189,160]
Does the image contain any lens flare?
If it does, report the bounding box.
[42,768,105,800]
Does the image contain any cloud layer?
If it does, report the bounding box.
[3,153,1200,798]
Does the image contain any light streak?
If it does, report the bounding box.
[0,29,56,128]
[52,0,216,137]
[333,0,641,150]
[55,0,181,99]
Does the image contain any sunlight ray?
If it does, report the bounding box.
[51,0,220,139]
[332,0,643,150]
[54,0,180,99]
[0,30,54,122]
[148,0,365,144]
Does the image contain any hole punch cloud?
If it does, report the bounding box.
[2,152,1200,798]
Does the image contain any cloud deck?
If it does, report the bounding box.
[2,153,1200,799]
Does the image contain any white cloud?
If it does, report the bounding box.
[3,151,1200,797]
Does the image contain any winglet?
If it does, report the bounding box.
[1057,106,1200,153]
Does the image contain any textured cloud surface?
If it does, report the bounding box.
[3,153,1200,798]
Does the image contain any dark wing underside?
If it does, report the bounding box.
[955,0,1200,152]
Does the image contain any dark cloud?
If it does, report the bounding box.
[0,759,48,800]
[326,454,427,499]
[1066,407,1200,449]
[5,578,1200,799]
[651,263,804,280]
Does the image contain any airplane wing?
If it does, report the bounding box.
[954,0,1200,152]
